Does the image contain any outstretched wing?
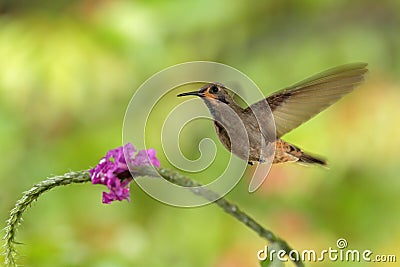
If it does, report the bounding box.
[245,63,368,138]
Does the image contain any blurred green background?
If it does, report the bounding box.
[1,0,399,266]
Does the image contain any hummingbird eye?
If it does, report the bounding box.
[209,85,219,94]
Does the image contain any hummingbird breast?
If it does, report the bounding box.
[204,97,275,163]
[212,110,272,163]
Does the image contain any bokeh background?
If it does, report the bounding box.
[1,0,399,266]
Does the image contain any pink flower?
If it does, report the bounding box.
[89,143,160,204]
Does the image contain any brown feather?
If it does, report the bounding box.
[245,63,368,138]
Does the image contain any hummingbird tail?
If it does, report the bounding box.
[298,152,327,167]
[274,140,327,167]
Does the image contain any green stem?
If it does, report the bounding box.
[3,170,91,266]
[158,168,304,267]
[3,168,303,267]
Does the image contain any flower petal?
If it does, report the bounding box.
[90,143,160,204]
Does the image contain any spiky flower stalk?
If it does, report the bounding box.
[3,144,303,267]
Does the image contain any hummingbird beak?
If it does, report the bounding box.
[177,90,204,97]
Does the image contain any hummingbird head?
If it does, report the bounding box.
[177,83,233,105]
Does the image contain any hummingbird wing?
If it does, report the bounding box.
[245,63,368,138]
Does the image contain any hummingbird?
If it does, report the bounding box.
[177,63,368,166]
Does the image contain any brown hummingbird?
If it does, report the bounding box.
[177,63,368,166]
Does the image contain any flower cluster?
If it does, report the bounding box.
[89,143,160,204]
